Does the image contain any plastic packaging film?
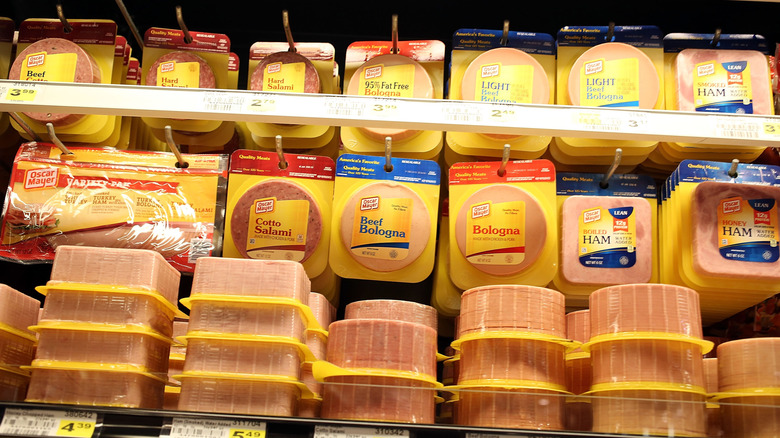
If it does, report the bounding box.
[458,338,566,388]
[591,389,706,436]
[0,284,41,338]
[456,387,564,430]
[48,246,181,308]
[177,377,300,416]
[459,285,566,337]
[0,367,31,402]
[187,300,307,342]
[0,330,35,370]
[717,338,780,393]
[181,337,303,379]
[321,375,435,423]
[345,299,438,331]
[190,257,310,303]
[308,292,336,329]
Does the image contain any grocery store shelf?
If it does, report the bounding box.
[0,401,635,438]
[0,80,779,147]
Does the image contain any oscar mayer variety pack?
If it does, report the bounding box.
[223,149,335,279]
[661,159,780,324]
[552,172,658,304]
[341,40,445,160]
[8,19,119,143]
[448,159,557,289]
[329,154,440,283]
[554,25,664,166]
[447,28,555,159]
[0,143,227,273]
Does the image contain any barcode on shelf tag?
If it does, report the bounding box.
[168,418,266,438]
[0,408,97,437]
[369,99,400,118]
[574,110,623,132]
[247,95,277,112]
[325,98,366,117]
[466,434,548,438]
[3,82,38,102]
[715,116,760,139]
[313,425,408,438]
[442,104,481,123]
[202,92,245,113]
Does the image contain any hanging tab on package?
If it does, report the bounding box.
[275,135,288,169]
[384,136,393,172]
[500,20,510,47]
[175,5,193,44]
[56,2,73,33]
[282,10,296,53]
[728,158,739,179]
[390,14,399,55]
[46,123,73,156]
[600,148,622,189]
[164,125,189,168]
[498,144,511,177]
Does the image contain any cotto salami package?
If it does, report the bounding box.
[329,154,440,283]
[341,40,445,160]
[552,173,658,305]
[0,143,228,273]
[448,159,557,290]
[446,28,554,159]
[661,159,780,324]
[140,27,230,133]
[8,19,118,143]
[223,149,335,279]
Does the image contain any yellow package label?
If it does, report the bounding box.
[156,61,200,87]
[476,64,534,103]
[717,196,779,262]
[580,57,639,107]
[465,200,526,265]
[246,197,309,261]
[578,206,637,268]
[263,61,306,92]
[693,60,754,113]
[350,196,412,260]
[21,52,77,82]
[358,63,415,97]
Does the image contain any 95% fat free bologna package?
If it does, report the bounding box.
[0,142,228,273]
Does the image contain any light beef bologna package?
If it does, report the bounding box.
[448,159,557,290]
[223,149,335,279]
[446,28,555,159]
[0,143,227,273]
[329,154,440,283]
[662,159,780,324]
[551,173,658,305]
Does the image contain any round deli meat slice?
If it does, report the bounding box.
[249,51,321,93]
[145,51,216,89]
[230,179,323,263]
[339,181,431,272]
[454,184,547,276]
[9,38,102,126]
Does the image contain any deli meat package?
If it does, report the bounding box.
[0,142,227,272]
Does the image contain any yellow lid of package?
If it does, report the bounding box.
[329,154,440,283]
[448,159,557,289]
[446,28,554,159]
[223,149,334,278]
[0,143,228,273]
[311,360,442,388]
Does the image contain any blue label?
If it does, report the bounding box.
[720,242,780,263]
[676,160,780,185]
[663,33,769,54]
[557,172,658,198]
[336,154,441,185]
[696,100,754,114]
[580,248,637,268]
[609,207,634,220]
[722,61,748,73]
[749,199,776,212]
[452,29,555,54]
[557,25,662,48]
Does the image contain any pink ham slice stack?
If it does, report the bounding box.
[0,285,40,402]
[299,291,335,418]
[564,310,592,432]
[321,299,438,424]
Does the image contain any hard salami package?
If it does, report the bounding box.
[0,143,228,273]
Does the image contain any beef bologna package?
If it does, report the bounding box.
[0,143,227,273]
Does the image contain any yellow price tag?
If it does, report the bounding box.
[763,122,780,136]
[229,429,265,438]
[5,87,37,101]
[248,97,276,112]
[57,420,95,437]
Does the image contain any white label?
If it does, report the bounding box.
[169,418,266,438]
[0,408,97,437]
[314,425,408,438]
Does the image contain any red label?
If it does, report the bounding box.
[24,168,59,189]
[255,198,274,214]
[267,62,282,74]
[345,40,445,63]
[249,42,335,62]
[722,198,742,214]
[228,52,239,71]
[755,210,771,225]
[143,27,230,53]
[0,18,14,43]
[360,196,379,211]
[57,175,180,193]
[365,66,382,79]
[728,72,743,86]
[449,160,556,185]
[160,61,175,73]
[471,202,490,219]
[229,150,335,180]
[26,53,45,68]
[115,35,126,57]
[613,218,629,231]
[18,19,117,45]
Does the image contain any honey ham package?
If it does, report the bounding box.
[0,143,227,273]
[553,25,664,165]
[661,159,780,324]
[446,28,555,159]
[8,19,119,143]
[223,150,335,279]
[448,159,557,290]
[329,154,440,283]
[341,40,445,160]
[552,173,658,304]
[245,42,338,149]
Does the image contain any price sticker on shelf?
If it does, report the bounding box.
[247,96,277,113]
[485,104,519,124]
[763,121,780,136]
[370,99,400,118]
[168,418,266,438]
[313,425,408,438]
[3,82,38,102]
[0,408,97,437]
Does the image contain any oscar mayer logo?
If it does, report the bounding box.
[159,61,176,73]
[24,168,59,190]
[364,65,383,79]
[697,63,715,77]
[584,60,603,75]
[583,208,601,224]
[266,62,282,74]
[360,196,380,211]
[26,52,46,68]
[255,198,275,214]
[481,64,500,78]
[722,198,742,214]
[471,202,490,219]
